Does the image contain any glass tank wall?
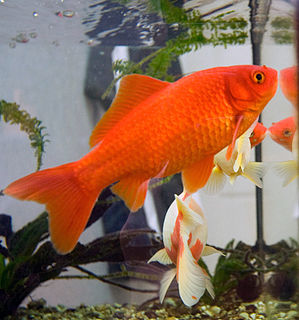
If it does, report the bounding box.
[0,0,298,319]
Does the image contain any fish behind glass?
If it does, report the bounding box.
[3,65,277,254]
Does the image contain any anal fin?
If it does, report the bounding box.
[182,155,214,194]
[111,175,149,212]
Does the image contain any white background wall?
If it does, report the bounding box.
[0,8,297,308]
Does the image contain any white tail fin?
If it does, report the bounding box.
[177,242,206,306]
[242,161,266,188]
[204,166,227,194]
[274,160,298,186]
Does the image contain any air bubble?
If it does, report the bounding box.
[29,32,38,39]
[9,42,16,48]
[87,39,95,46]
[56,10,75,18]
[15,33,29,43]
[63,10,75,17]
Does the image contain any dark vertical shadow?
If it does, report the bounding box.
[249,0,272,252]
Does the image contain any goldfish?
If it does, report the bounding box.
[204,123,267,193]
[3,65,277,254]
[273,131,298,186]
[148,192,222,306]
[249,122,267,148]
[280,66,298,108]
[268,116,296,152]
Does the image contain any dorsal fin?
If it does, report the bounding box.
[89,74,170,148]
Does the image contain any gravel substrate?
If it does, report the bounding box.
[5,296,299,320]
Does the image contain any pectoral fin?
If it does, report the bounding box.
[202,268,215,299]
[182,155,214,194]
[226,115,244,160]
[202,245,224,256]
[148,248,173,265]
[159,268,176,304]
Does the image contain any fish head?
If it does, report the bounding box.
[280,66,298,107]
[268,116,296,151]
[226,65,278,115]
[250,122,267,148]
[223,65,277,160]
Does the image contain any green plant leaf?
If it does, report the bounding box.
[8,212,48,259]
[0,100,49,170]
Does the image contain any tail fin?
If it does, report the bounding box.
[3,163,100,254]
[274,160,298,186]
[204,166,227,194]
[242,161,266,188]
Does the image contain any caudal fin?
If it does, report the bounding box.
[274,160,298,186]
[3,163,100,254]
[204,166,227,194]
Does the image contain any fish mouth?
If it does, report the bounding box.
[268,130,277,142]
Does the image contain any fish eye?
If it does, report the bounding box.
[252,71,265,84]
[283,129,292,137]
[250,131,255,137]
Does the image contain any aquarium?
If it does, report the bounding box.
[0,0,298,319]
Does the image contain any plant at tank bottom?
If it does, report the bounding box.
[211,239,299,304]
[0,204,167,318]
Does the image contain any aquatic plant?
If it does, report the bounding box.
[271,16,294,44]
[0,203,163,318]
[0,100,49,171]
[103,1,248,98]
[212,239,299,303]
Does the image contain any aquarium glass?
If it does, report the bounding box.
[0,0,298,319]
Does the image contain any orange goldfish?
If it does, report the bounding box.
[249,122,267,148]
[3,65,277,254]
[273,132,298,186]
[269,117,298,186]
[280,66,298,108]
[148,192,222,306]
[268,116,296,151]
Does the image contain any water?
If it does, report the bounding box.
[0,0,298,319]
